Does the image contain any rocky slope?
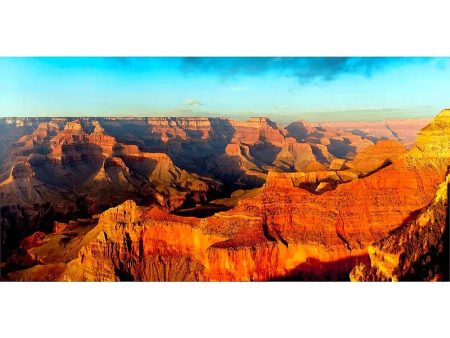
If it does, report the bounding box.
[1,120,220,210]
[345,140,406,175]
[350,173,449,281]
[112,116,418,190]
[0,120,220,267]
[1,113,445,281]
[349,110,450,281]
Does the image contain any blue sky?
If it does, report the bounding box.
[0,57,449,122]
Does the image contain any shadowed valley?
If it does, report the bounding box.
[1,112,447,281]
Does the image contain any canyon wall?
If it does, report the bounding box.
[1,112,445,281]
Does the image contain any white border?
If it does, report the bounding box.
[1,1,450,337]
[1,282,449,337]
[1,0,450,56]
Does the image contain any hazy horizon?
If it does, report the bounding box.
[0,110,437,125]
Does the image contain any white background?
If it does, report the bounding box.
[1,0,450,337]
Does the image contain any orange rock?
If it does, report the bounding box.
[55,110,450,281]
[346,139,406,175]
[53,222,69,234]
[20,231,46,251]
[351,173,449,281]
[1,112,447,281]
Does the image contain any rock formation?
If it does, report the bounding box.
[315,118,431,148]
[345,139,406,175]
[350,173,449,281]
[1,112,447,281]
[0,119,221,269]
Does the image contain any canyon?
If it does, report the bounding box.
[1,112,447,281]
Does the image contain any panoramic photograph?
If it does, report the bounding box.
[0,56,449,281]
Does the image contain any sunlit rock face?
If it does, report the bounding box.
[350,173,449,282]
[54,110,450,281]
[48,200,366,281]
[349,109,450,281]
[138,116,417,189]
[60,201,217,281]
[1,119,220,212]
[0,119,221,265]
[345,139,406,175]
[406,109,450,162]
[1,112,448,281]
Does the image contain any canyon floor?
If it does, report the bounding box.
[0,112,448,281]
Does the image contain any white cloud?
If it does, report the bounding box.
[184,99,203,106]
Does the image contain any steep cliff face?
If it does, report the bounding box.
[2,113,447,281]
[407,109,450,163]
[350,173,449,281]
[348,110,450,281]
[60,201,224,281]
[17,122,59,145]
[57,110,449,281]
[34,163,445,281]
[285,120,321,142]
[345,140,406,175]
[0,120,60,183]
[229,117,285,145]
[0,120,222,268]
[0,120,221,213]
[43,200,367,281]
[285,119,379,160]
[272,143,327,172]
[140,116,409,189]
